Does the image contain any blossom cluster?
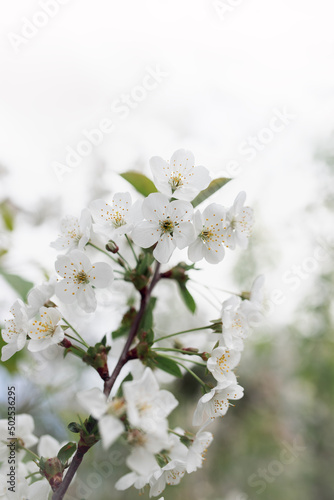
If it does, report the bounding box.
[0,149,261,499]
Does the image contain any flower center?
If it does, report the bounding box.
[75,271,89,284]
[112,211,126,228]
[159,217,176,236]
[218,351,231,373]
[169,172,184,191]
[200,228,214,242]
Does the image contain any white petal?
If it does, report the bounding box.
[1,342,20,362]
[203,240,225,264]
[55,281,77,304]
[69,250,92,273]
[188,238,204,262]
[168,200,193,221]
[79,207,92,231]
[45,308,61,325]
[131,221,160,248]
[115,472,138,491]
[38,435,61,458]
[76,286,97,313]
[154,390,179,418]
[142,193,169,222]
[233,191,246,214]
[99,415,124,449]
[174,222,196,249]
[153,235,175,263]
[28,338,53,352]
[89,262,114,288]
[170,149,195,174]
[150,155,171,180]
[28,479,51,500]
[77,388,107,419]
[89,199,112,224]
[127,448,158,476]
[55,254,72,278]
[203,203,226,221]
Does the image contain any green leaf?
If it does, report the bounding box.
[192,177,231,208]
[154,355,183,378]
[57,442,76,465]
[120,171,157,197]
[0,202,15,231]
[178,284,196,313]
[0,269,33,301]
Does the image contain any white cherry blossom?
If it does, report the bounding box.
[193,376,244,426]
[27,306,64,352]
[26,278,56,318]
[123,368,178,433]
[186,431,213,473]
[188,203,226,264]
[221,296,251,351]
[51,208,92,252]
[90,192,140,238]
[77,388,125,449]
[131,193,195,264]
[55,250,114,313]
[224,191,254,250]
[207,346,241,383]
[150,149,211,201]
[1,300,28,362]
[149,460,186,497]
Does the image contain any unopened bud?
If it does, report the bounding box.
[106,240,119,254]
[40,457,64,491]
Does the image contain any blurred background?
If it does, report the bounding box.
[0,0,334,499]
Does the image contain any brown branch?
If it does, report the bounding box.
[52,262,161,500]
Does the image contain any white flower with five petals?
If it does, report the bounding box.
[55,250,114,313]
[186,431,213,473]
[90,192,140,238]
[131,193,195,264]
[221,296,250,351]
[150,149,211,201]
[188,203,226,264]
[149,460,186,497]
[77,388,125,449]
[27,307,64,352]
[207,346,241,383]
[1,300,28,362]
[26,278,56,318]
[123,368,179,433]
[50,208,91,252]
[193,374,244,426]
[224,192,254,250]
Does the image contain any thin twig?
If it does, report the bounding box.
[52,262,161,500]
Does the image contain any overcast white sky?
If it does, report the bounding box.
[0,0,333,325]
